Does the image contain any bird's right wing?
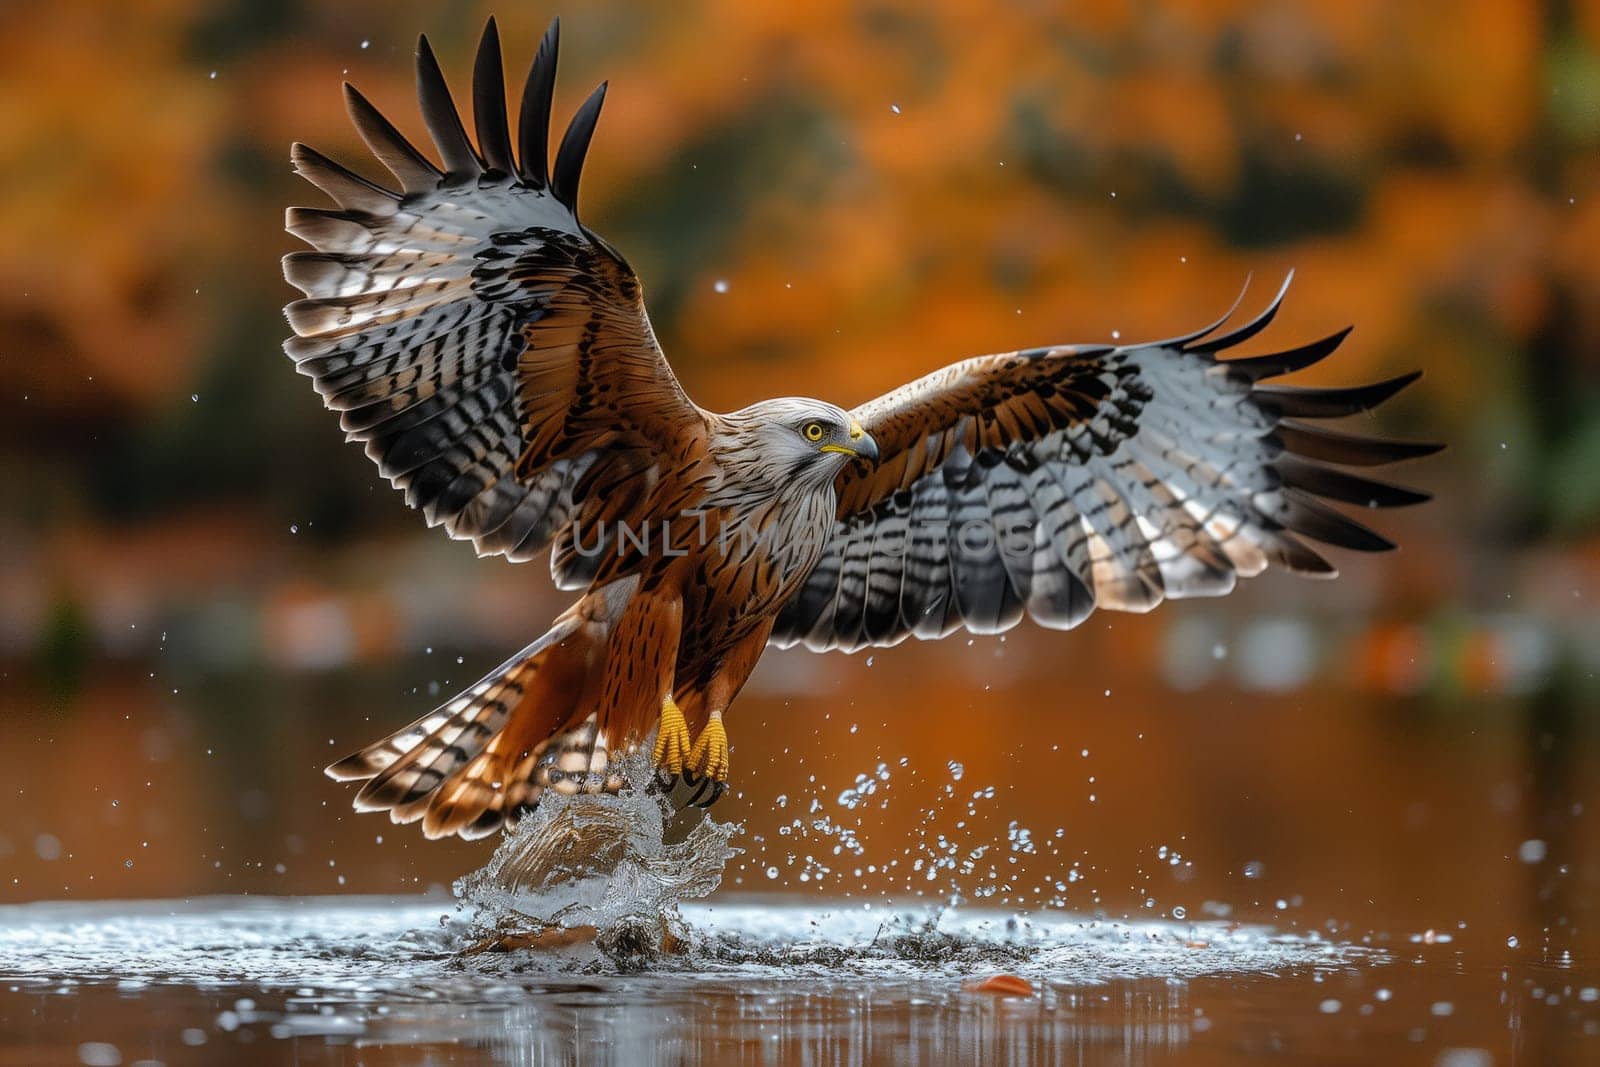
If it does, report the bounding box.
[283,18,705,570]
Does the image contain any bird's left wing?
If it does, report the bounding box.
[771,277,1441,652]
[284,18,704,572]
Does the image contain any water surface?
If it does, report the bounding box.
[2,895,1593,1065]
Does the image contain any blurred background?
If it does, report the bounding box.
[1,0,1597,962]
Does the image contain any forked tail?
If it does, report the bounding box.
[325,615,616,839]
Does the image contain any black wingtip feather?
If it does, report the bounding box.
[343,82,442,192]
[1254,370,1423,418]
[415,34,481,176]
[1269,532,1339,577]
[551,81,607,213]
[1274,422,1445,467]
[472,17,516,174]
[1226,326,1353,382]
[289,141,400,207]
[518,17,561,186]
[1274,456,1431,508]
[1280,492,1398,552]
[1191,271,1295,354]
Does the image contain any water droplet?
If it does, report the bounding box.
[712,279,730,294]
[76,1042,121,1067]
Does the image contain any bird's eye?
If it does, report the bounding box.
[803,422,825,441]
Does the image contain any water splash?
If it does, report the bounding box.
[453,756,739,963]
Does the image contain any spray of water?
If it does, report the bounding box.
[453,755,740,965]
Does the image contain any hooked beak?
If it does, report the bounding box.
[820,421,879,464]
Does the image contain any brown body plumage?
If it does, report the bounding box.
[285,17,1440,839]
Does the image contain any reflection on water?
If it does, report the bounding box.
[430,979,1200,1065]
[1,896,1595,1064]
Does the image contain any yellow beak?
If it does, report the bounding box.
[820,422,880,462]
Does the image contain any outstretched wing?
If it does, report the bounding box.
[283,18,705,571]
[771,276,1441,653]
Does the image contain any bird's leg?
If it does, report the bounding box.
[677,626,766,806]
[685,709,729,804]
[651,693,692,787]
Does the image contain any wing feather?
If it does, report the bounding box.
[415,35,482,175]
[283,19,704,570]
[471,18,516,174]
[772,277,1440,652]
[341,83,442,193]
[551,82,607,212]
[517,18,561,187]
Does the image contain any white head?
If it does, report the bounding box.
[717,396,880,494]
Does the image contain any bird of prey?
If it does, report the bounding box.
[284,17,1439,840]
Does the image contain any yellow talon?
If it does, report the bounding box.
[653,696,691,774]
[688,710,730,782]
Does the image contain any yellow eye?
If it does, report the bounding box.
[803,422,825,441]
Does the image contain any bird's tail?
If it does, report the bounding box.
[325,613,618,840]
